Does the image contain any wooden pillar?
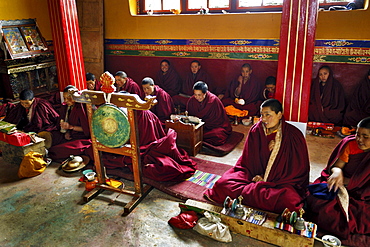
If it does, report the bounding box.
[276,0,319,123]
[48,0,85,91]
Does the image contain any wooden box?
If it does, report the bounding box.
[165,120,204,156]
[180,199,315,247]
[0,136,45,165]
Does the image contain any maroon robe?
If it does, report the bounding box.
[94,79,102,91]
[222,75,264,116]
[4,98,59,133]
[173,69,214,111]
[144,85,175,125]
[115,77,142,95]
[308,67,346,125]
[182,69,213,96]
[186,91,232,146]
[306,136,370,239]
[48,91,62,111]
[0,102,15,117]
[263,88,275,99]
[205,118,310,214]
[156,67,181,97]
[103,110,197,182]
[48,102,93,160]
[343,75,370,126]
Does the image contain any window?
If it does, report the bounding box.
[144,0,180,12]
[188,0,230,9]
[238,1,283,7]
[319,0,348,2]
[140,0,350,14]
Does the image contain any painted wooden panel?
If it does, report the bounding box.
[276,0,319,122]
[48,0,85,90]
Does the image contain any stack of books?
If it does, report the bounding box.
[0,120,17,134]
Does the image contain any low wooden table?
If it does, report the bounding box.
[165,120,204,156]
[0,136,45,165]
[180,199,315,247]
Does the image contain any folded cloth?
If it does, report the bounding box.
[106,178,123,188]
[168,211,198,229]
[224,105,249,117]
[308,183,338,200]
[0,131,31,146]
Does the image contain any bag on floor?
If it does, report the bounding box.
[18,151,47,178]
[193,211,232,242]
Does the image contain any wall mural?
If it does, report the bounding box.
[105,38,370,65]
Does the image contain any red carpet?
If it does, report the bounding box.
[201,131,244,156]
[106,157,232,203]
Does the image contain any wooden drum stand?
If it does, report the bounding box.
[72,72,156,216]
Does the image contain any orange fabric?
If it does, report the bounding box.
[224,105,249,117]
[339,140,364,163]
[18,152,47,178]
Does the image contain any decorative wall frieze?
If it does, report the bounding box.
[104,38,370,64]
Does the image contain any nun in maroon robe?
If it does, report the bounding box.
[48,86,93,161]
[155,59,181,97]
[222,64,264,116]
[343,70,370,126]
[103,110,197,182]
[86,72,102,91]
[205,99,310,214]
[173,60,214,111]
[4,97,59,133]
[114,71,142,95]
[306,123,370,239]
[308,66,346,125]
[186,82,232,146]
[141,78,175,125]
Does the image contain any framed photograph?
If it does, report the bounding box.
[0,19,49,59]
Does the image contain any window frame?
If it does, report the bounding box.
[186,0,232,11]
[139,0,350,15]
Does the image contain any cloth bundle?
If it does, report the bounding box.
[224,105,249,117]
[18,151,47,178]
[193,211,232,242]
[308,182,337,200]
[168,211,198,229]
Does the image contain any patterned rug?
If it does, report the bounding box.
[106,157,232,203]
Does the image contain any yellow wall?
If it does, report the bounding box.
[0,0,52,40]
[0,0,369,42]
[104,0,281,39]
[316,8,370,39]
[104,0,370,40]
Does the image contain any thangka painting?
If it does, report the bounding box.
[1,19,50,59]
[2,27,29,54]
[21,26,47,51]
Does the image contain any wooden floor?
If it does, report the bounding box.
[0,124,343,247]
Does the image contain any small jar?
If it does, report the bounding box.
[60,119,67,133]
[85,171,97,191]
[85,178,98,191]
